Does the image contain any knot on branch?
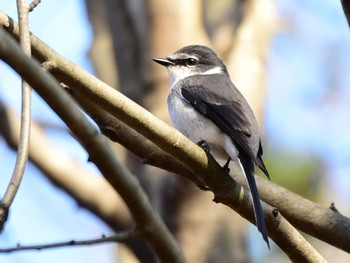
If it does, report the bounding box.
[272,208,279,218]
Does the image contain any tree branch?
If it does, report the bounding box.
[0,229,138,253]
[254,175,350,253]
[0,0,32,229]
[0,27,186,263]
[0,14,329,262]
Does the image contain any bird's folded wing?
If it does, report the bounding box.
[180,75,254,158]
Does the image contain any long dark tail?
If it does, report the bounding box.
[239,152,270,249]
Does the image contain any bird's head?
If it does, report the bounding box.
[153,45,228,86]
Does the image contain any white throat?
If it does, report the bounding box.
[167,66,223,87]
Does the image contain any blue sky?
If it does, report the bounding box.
[267,0,350,206]
[1,1,350,262]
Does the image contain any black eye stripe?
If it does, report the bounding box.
[172,58,198,66]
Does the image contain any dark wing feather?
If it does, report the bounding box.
[180,75,255,159]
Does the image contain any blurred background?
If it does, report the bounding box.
[0,0,350,262]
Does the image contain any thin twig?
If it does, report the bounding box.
[1,0,32,219]
[29,0,41,12]
[0,228,138,253]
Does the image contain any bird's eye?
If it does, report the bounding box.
[186,58,197,66]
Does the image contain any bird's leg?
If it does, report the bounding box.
[197,140,210,153]
[222,157,231,173]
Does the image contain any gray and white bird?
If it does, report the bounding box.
[153,45,270,248]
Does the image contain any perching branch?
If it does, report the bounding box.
[0,0,32,230]
[0,28,186,263]
[72,83,349,256]
[0,17,328,263]
[0,229,138,253]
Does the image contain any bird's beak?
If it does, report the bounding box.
[152,57,174,67]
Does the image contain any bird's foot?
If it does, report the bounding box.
[197,140,210,153]
[222,157,231,173]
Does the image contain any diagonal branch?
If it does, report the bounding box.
[0,27,186,263]
[0,16,329,263]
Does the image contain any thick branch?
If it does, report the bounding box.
[0,28,186,263]
[0,13,328,262]
[69,86,349,255]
